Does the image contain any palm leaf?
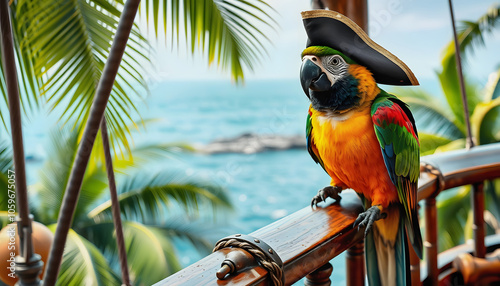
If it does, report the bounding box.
[0,2,41,129]
[34,126,108,223]
[122,221,182,285]
[112,142,195,171]
[88,171,232,223]
[437,55,481,131]
[417,133,453,155]
[485,68,500,100]
[471,97,500,144]
[16,0,150,152]
[142,0,276,83]
[434,138,466,153]
[455,5,500,57]
[49,227,121,286]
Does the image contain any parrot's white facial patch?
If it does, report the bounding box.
[302,54,348,87]
[317,109,354,129]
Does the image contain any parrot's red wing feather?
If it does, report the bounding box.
[371,91,423,259]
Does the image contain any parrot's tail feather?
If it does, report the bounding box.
[366,211,410,286]
[405,209,423,259]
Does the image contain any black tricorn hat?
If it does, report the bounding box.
[302,10,419,86]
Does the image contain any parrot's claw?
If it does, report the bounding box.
[353,205,387,236]
[311,186,342,208]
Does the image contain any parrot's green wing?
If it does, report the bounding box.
[306,107,327,174]
[371,90,423,259]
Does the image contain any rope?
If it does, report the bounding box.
[101,118,131,286]
[422,162,446,193]
[213,238,284,286]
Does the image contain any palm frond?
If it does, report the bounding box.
[0,2,42,129]
[112,142,194,171]
[142,0,276,83]
[16,0,150,152]
[122,221,182,285]
[485,68,500,100]
[51,227,121,286]
[34,126,107,223]
[434,138,466,153]
[437,55,481,129]
[471,97,500,144]
[456,4,500,57]
[88,171,232,223]
[417,133,453,155]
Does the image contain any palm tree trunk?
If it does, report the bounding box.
[43,0,141,285]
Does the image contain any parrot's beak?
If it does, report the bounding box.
[300,59,331,98]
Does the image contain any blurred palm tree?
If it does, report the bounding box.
[393,4,500,251]
[0,0,275,152]
[1,126,233,285]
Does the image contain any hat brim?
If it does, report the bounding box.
[302,10,419,86]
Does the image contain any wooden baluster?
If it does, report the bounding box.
[305,263,333,286]
[425,197,438,286]
[346,241,365,286]
[472,182,486,258]
[409,236,421,286]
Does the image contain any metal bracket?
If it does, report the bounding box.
[214,234,284,285]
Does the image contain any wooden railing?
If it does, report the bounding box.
[155,142,500,285]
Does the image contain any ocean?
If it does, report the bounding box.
[22,78,440,284]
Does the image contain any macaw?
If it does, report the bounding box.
[300,10,423,286]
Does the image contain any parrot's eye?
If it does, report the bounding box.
[324,55,346,75]
[328,55,344,66]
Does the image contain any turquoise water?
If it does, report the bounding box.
[22,78,440,284]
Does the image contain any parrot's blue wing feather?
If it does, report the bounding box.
[306,107,328,174]
[371,90,423,259]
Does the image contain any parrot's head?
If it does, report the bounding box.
[300,46,378,113]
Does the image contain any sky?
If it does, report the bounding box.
[139,0,500,90]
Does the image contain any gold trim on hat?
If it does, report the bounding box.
[301,10,419,85]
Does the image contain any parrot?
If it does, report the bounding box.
[300,33,423,286]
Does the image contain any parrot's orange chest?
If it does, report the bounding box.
[310,107,398,207]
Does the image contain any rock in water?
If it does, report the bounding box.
[198,133,306,154]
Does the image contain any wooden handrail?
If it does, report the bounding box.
[155,191,364,285]
[155,143,500,285]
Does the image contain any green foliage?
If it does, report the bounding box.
[53,228,122,286]
[142,0,276,82]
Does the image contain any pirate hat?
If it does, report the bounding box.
[302,10,419,86]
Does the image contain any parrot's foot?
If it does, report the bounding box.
[311,186,342,208]
[353,205,387,236]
